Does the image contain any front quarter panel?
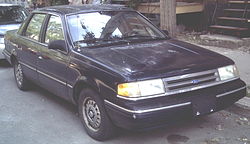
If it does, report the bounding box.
[67,51,125,104]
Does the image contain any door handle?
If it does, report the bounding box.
[38,55,49,60]
[17,45,22,50]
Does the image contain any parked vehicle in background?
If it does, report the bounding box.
[3,5,246,141]
[0,4,29,61]
[0,0,29,8]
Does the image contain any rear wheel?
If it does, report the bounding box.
[13,60,29,90]
[78,88,116,141]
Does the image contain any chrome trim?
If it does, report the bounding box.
[2,49,11,58]
[21,35,42,44]
[67,84,73,89]
[166,75,217,89]
[117,77,240,101]
[19,61,70,87]
[37,70,66,86]
[3,49,11,56]
[216,86,246,98]
[19,62,36,71]
[163,69,218,82]
[104,100,191,114]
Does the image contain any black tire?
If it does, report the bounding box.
[78,88,116,141]
[13,60,29,90]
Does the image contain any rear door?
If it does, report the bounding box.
[37,14,70,99]
[18,13,47,82]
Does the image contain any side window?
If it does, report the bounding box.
[25,14,46,41]
[45,15,64,44]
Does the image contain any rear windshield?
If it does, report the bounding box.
[0,6,28,24]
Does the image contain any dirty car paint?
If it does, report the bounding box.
[80,39,233,79]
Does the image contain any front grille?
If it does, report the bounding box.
[163,69,220,93]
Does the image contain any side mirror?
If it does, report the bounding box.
[48,40,66,51]
[162,30,169,35]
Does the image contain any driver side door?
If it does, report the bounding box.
[37,14,70,100]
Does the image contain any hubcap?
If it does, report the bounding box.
[82,97,101,132]
[15,63,23,86]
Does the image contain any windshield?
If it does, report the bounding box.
[67,11,167,48]
[0,6,28,24]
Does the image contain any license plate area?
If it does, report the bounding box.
[192,95,216,116]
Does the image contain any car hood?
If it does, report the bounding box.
[80,39,233,80]
[0,24,20,35]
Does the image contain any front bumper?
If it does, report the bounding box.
[104,79,246,130]
[0,44,5,59]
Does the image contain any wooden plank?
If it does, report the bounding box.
[210,25,248,31]
[160,0,176,37]
[137,3,160,14]
[228,0,250,4]
[224,8,246,12]
[137,2,204,14]
[218,17,247,21]
[176,3,204,14]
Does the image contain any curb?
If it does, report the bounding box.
[199,34,250,49]
[235,97,250,109]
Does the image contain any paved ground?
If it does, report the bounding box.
[0,62,250,144]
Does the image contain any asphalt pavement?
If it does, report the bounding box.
[0,61,250,144]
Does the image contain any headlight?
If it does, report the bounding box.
[218,65,239,81]
[0,37,4,44]
[117,79,165,97]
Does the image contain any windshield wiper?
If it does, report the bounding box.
[74,38,106,44]
[75,38,129,45]
[74,38,130,49]
[122,35,166,40]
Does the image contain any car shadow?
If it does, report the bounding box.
[113,115,211,140]
[0,60,12,68]
[24,82,247,143]
[30,84,78,114]
[28,83,216,141]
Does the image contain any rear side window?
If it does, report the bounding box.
[25,14,46,41]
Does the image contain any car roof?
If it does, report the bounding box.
[35,4,134,15]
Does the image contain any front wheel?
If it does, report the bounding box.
[13,60,29,90]
[78,88,116,141]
